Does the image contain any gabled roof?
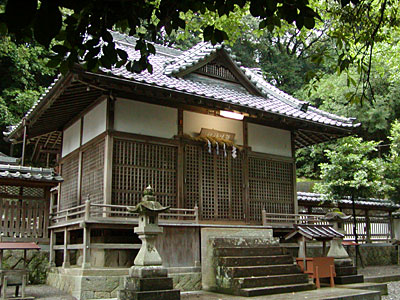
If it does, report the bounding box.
[4,31,359,149]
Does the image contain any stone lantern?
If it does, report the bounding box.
[323,211,364,284]
[324,211,352,265]
[118,186,180,300]
[129,186,169,267]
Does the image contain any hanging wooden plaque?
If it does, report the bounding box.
[200,128,235,141]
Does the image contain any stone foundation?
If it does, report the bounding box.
[285,243,397,266]
[47,267,201,300]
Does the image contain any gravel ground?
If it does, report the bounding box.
[3,266,400,300]
[382,282,400,300]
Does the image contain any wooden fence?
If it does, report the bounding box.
[262,210,392,243]
[0,199,49,241]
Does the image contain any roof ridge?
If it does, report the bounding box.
[164,42,224,75]
[240,67,357,125]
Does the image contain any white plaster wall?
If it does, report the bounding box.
[183,111,243,145]
[62,120,81,157]
[248,123,292,157]
[114,99,178,138]
[82,100,107,145]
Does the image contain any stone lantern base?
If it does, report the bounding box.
[118,266,180,300]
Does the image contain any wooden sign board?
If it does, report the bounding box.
[200,128,235,141]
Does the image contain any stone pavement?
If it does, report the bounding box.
[181,287,380,300]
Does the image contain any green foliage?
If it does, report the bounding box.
[27,251,49,284]
[315,137,390,202]
[384,120,400,203]
[0,0,395,88]
[0,37,55,127]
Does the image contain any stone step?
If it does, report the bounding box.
[119,289,180,300]
[218,255,293,267]
[335,266,358,276]
[225,264,301,278]
[215,247,285,257]
[234,273,309,289]
[335,274,364,284]
[239,283,316,297]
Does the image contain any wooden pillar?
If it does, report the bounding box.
[49,230,56,267]
[104,96,114,208]
[177,109,184,209]
[291,131,298,215]
[77,117,84,204]
[243,120,250,223]
[365,209,371,243]
[82,225,91,269]
[62,228,70,268]
[21,118,27,166]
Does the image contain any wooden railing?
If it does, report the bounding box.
[50,200,199,226]
[262,210,329,226]
[0,199,49,241]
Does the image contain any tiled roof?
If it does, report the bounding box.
[4,32,359,140]
[108,33,359,129]
[0,164,63,183]
[297,192,399,209]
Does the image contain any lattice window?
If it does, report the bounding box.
[184,143,244,221]
[60,153,79,210]
[0,185,20,196]
[197,63,237,82]
[231,152,243,220]
[23,187,44,198]
[248,156,294,221]
[112,139,177,208]
[184,145,200,210]
[201,149,215,220]
[82,139,105,212]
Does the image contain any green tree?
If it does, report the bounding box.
[315,136,390,263]
[0,36,55,153]
[315,137,389,201]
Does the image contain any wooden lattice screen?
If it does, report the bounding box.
[60,153,79,210]
[81,139,105,214]
[184,144,244,221]
[112,139,178,208]
[248,156,294,221]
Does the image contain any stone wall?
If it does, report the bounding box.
[47,267,202,300]
[2,249,49,284]
[285,243,397,266]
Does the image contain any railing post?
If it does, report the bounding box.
[261,209,266,226]
[194,204,199,224]
[84,198,91,222]
[365,210,371,243]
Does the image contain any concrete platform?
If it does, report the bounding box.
[180,287,381,300]
[336,282,388,295]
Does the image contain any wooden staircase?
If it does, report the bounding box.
[215,246,315,296]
